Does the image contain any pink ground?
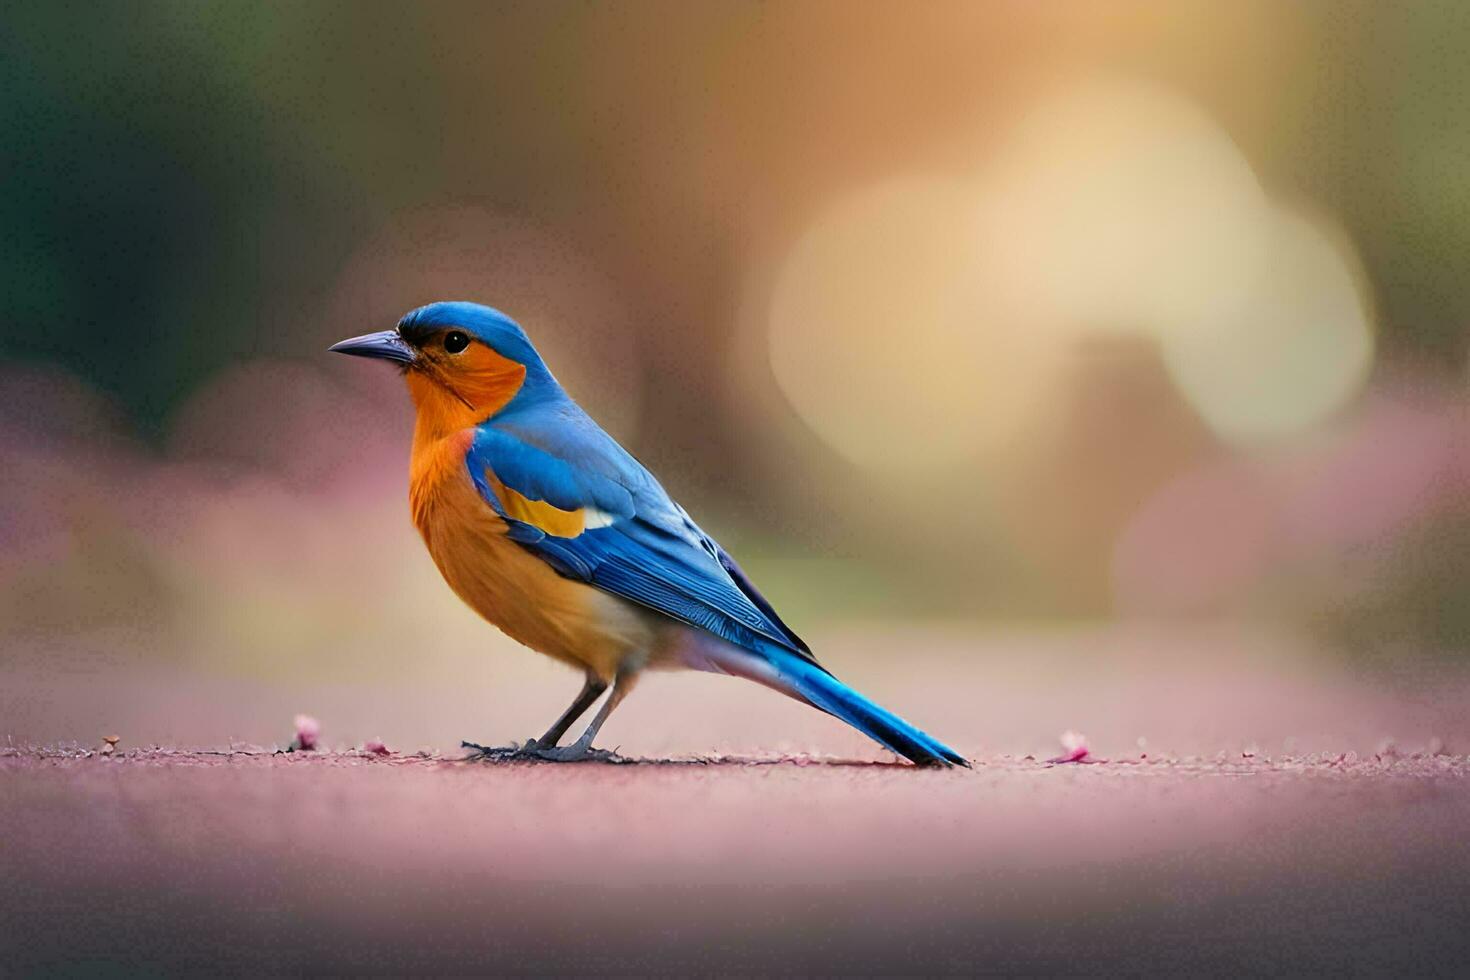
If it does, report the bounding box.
[4,748,1469,973]
[4,628,1470,972]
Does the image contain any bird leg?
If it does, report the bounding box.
[462,673,607,759]
[525,673,607,750]
[529,668,639,762]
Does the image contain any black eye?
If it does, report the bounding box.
[443,330,469,354]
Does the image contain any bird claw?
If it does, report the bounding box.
[460,740,535,761]
[525,743,619,763]
[460,739,619,763]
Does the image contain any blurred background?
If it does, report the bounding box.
[4,0,1470,752]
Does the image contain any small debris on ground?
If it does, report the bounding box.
[1049,730,1091,764]
[290,715,320,752]
[99,735,120,756]
[362,738,391,757]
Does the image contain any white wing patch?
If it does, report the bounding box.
[583,507,618,530]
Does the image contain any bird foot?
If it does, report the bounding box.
[460,740,538,761]
[524,742,620,763]
[460,739,621,763]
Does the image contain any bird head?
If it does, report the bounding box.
[330,302,554,429]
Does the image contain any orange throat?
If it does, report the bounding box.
[405,348,527,529]
[404,345,527,443]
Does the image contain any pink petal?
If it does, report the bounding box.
[293,714,320,751]
[1049,730,1090,764]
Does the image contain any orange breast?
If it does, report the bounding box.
[406,423,657,681]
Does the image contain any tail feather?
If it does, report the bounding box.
[698,637,968,767]
[785,657,969,767]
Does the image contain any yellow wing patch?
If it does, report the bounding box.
[503,486,586,538]
[482,468,592,538]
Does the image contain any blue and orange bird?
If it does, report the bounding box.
[330,302,966,766]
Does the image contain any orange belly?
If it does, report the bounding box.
[409,431,657,681]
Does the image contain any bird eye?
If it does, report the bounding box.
[443,331,470,354]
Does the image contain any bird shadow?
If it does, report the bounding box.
[457,740,930,769]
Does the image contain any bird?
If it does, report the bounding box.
[330,301,966,767]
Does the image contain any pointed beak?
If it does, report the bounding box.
[328,330,416,365]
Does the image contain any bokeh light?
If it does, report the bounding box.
[1160,206,1375,445]
[976,75,1270,339]
[765,177,993,471]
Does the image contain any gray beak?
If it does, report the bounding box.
[328,330,416,365]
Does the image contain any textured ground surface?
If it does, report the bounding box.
[5,628,1470,974]
[4,746,1469,974]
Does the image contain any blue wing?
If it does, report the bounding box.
[465,405,818,666]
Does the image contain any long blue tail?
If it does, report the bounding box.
[783,657,969,767]
[715,641,968,767]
